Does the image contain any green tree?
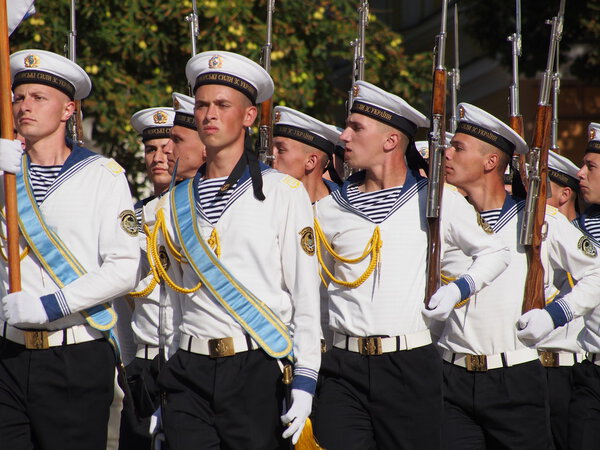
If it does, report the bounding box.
[10,0,432,198]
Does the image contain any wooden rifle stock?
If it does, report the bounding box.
[259,98,273,164]
[522,104,552,313]
[425,67,447,307]
[0,3,22,292]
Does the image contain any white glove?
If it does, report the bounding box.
[2,291,48,326]
[0,138,24,174]
[422,282,462,321]
[281,389,313,445]
[517,308,555,344]
[149,407,162,435]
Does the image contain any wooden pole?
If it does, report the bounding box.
[0,2,22,292]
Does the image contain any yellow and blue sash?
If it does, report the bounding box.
[15,155,116,331]
[170,177,293,359]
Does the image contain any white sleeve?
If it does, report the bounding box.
[40,172,141,321]
[113,297,137,366]
[441,189,511,299]
[279,184,321,394]
[544,212,600,326]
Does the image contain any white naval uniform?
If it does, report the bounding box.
[0,147,140,326]
[315,177,510,339]
[159,167,321,382]
[438,199,600,356]
[126,195,181,360]
[0,145,140,450]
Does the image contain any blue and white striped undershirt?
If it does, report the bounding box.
[197,176,237,223]
[479,209,502,229]
[584,212,600,242]
[346,184,402,223]
[29,164,62,205]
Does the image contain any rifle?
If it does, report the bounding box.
[520,0,566,313]
[425,0,448,307]
[0,1,22,293]
[258,0,275,164]
[347,1,369,116]
[550,43,560,155]
[448,2,460,134]
[507,0,528,192]
[66,0,83,145]
[185,0,199,58]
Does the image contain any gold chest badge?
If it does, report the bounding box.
[158,245,170,271]
[299,227,315,256]
[477,213,494,234]
[578,236,598,258]
[119,210,138,236]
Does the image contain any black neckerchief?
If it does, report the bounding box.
[216,129,265,201]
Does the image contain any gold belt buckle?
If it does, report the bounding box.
[24,330,49,350]
[465,354,487,372]
[320,339,327,353]
[208,337,235,358]
[540,351,559,368]
[358,337,382,356]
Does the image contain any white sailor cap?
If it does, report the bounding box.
[586,122,600,154]
[130,107,175,141]
[455,103,528,155]
[548,151,580,191]
[172,92,197,130]
[10,49,92,100]
[185,51,274,104]
[350,80,429,138]
[328,125,346,159]
[273,106,340,157]
[415,133,453,159]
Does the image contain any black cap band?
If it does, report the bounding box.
[274,124,335,156]
[549,169,579,191]
[142,126,172,141]
[456,121,515,155]
[586,141,600,154]
[194,72,257,104]
[13,70,76,100]
[351,101,418,138]
[174,112,197,130]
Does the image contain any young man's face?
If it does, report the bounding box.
[166,125,206,180]
[194,84,256,152]
[445,133,488,190]
[272,137,309,180]
[578,153,600,205]
[143,137,171,189]
[12,84,74,143]
[340,113,389,170]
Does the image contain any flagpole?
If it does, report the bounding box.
[0,2,22,292]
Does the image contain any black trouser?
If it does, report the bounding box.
[545,365,577,450]
[568,360,600,450]
[0,336,115,450]
[158,348,287,450]
[442,359,552,450]
[313,344,443,450]
[119,356,161,450]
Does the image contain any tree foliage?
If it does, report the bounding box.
[461,0,599,81]
[10,0,432,197]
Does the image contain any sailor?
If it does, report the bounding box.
[534,150,586,450]
[271,105,341,203]
[164,92,206,181]
[576,122,600,243]
[438,103,600,449]
[114,106,176,450]
[0,49,140,449]
[312,81,511,450]
[154,51,321,449]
